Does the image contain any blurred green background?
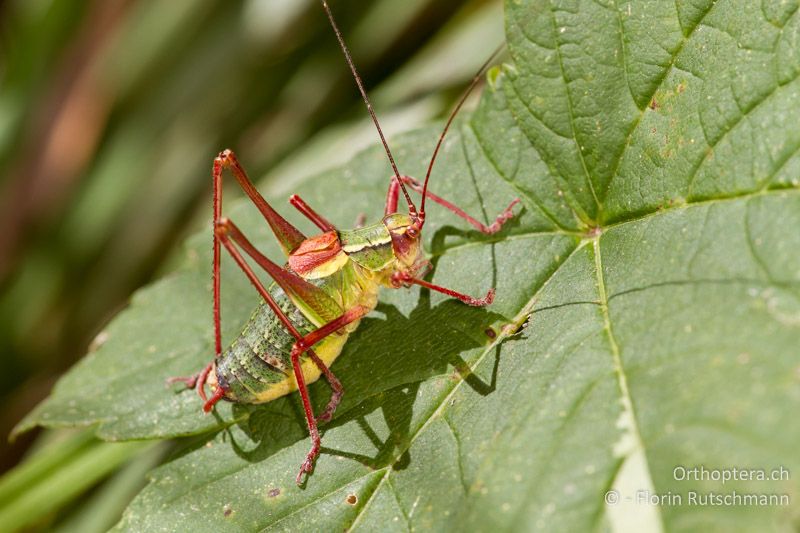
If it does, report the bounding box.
[0,0,502,529]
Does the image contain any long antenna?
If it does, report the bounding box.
[419,45,505,224]
[320,0,416,214]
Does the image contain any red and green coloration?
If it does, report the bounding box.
[171,1,519,485]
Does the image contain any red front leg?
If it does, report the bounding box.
[400,175,519,234]
[289,194,337,232]
[385,176,401,215]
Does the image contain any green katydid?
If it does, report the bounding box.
[170,1,519,485]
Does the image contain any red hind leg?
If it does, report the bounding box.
[168,150,324,412]
[169,150,310,405]
[285,305,370,483]
[212,150,309,357]
[215,217,368,484]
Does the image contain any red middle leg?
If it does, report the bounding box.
[215,218,368,483]
[391,271,495,307]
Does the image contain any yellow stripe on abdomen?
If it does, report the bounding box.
[249,330,351,403]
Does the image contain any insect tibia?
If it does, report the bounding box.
[202,384,225,413]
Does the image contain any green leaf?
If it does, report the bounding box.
[17,0,800,530]
[0,431,151,532]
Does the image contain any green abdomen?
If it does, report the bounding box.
[215,284,348,404]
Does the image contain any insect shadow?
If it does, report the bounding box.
[224,296,504,468]
[315,222,528,470]
[223,222,521,471]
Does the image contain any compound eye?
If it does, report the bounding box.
[407,227,418,238]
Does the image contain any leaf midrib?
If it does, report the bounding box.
[346,242,583,529]
[592,237,662,531]
[345,185,800,527]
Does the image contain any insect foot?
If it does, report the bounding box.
[165,374,198,390]
[483,198,521,234]
[468,288,495,307]
[391,271,496,306]
[167,361,214,401]
[296,439,321,486]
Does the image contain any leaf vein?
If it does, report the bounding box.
[592,237,664,529]
[346,241,587,526]
[467,119,569,231]
[603,0,715,206]
[545,1,602,213]
[686,72,800,198]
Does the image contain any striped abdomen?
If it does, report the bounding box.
[208,284,350,404]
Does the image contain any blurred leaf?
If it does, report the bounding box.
[373,0,505,105]
[0,429,94,506]
[15,0,800,531]
[0,431,150,532]
[0,0,89,167]
[53,442,167,533]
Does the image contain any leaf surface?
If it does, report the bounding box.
[17,0,800,530]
